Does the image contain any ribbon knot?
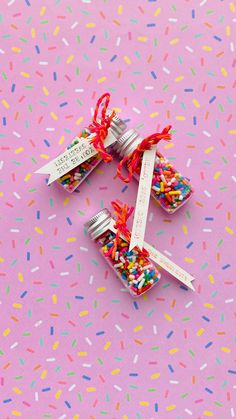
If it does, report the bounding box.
[117,125,172,183]
[89,92,116,163]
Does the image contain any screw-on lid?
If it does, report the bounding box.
[85,208,112,240]
[107,110,127,139]
[113,129,143,157]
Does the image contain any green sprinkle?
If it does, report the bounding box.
[188,349,195,357]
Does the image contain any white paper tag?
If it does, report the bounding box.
[35,129,117,184]
[129,146,156,251]
[108,219,195,291]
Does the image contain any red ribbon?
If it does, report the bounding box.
[89,93,116,163]
[117,125,172,183]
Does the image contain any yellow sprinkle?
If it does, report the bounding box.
[164,314,173,322]
[202,45,213,51]
[13,387,22,394]
[182,224,188,234]
[139,401,149,406]
[31,28,36,38]
[225,226,234,235]
[52,294,57,304]
[40,6,46,16]
[196,328,205,336]
[15,147,24,154]
[40,154,50,160]
[169,348,179,354]
[112,107,121,113]
[154,7,161,16]
[221,67,228,77]
[213,171,221,179]
[41,369,47,379]
[150,112,159,118]
[226,25,231,36]
[76,117,84,126]
[42,86,49,96]
[11,412,22,417]
[118,5,123,14]
[124,55,132,65]
[203,411,213,417]
[3,328,11,337]
[175,75,184,82]
[63,197,69,206]
[208,274,215,284]
[18,272,24,282]
[221,346,231,353]
[0,192,4,197]
[104,341,111,350]
[66,237,77,243]
[12,47,21,53]
[111,369,120,375]
[205,147,214,153]
[67,55,74,64]
[175,115,186,120]
[58,135,65,144]
[193,98,200,108]
[229,130,236,134]
[230,2,236,12]
[170,38,179,45]
[151,373,160,379]
[73,415,80,419]
[204,303,214,308]
[53,25,60,36]
[35,227,43,235]
[50,111,58,121]
[86,23,96,28]
[77,351,87,357]
[134,325,143,332]
[97,287,106,292]
[164,142,174,149]
[55,390,62,399]
[53,340,59,350]
[86,387,96,392]
[166,404,176,411]
[97,76,107,84]
[79,310,88,317]
[24,173,32,182]
[13,303,22,309]
[123,416,128,419]
[137,36,148,42]
[2,99,10,109]
[184,257,194,263]
[0,257,4,262]
[20,72,30,78]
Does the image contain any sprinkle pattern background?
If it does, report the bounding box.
[0,1,236,418]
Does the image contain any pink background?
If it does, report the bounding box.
[0,0,236,418]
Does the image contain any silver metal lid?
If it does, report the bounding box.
[85,208,112,241]
[113,129,143,157]
[106,110,127,139]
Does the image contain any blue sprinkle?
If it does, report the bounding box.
[75,295,84,300]
[65,254,73,261]
[96,331,105,336]
[50,326,54,335]
[53,72,57,81]
[44,139,50,147]
[59,102,68,107]
[168,364,174,373]
[228,370,236,374]
[64,401,71,409]
[193,116,197,125]
[192,9,195,18]
[25,0,31,5]
[11,83,16,92]
[66,217,72,226]
[205,341,213,349]
[3,399,12,403]
[166,331,174,339]
[122,185,128,193]
[151,71,157,79]
[133,301,139,310]
[209,96,216,104]
[36,210,40,220]
[186,241,193,249]
[222,264,230,270]
[42,387,51,392]
[82,375,91,380]
[35,45,40,54]
[202,315,210,322]
[154,403,158,412]
[26,251,30,261]
[124,118,131,123]
[20,291,28,298]
[129,373,138,376]
[180,285,188,291]
[110,54,117,62]
[148,0,157,2]
[184,88,193,92]
[90,35,96,43]
[213,35,222,42]
[205,387,213,394]
[2,117,6,126]
[147,23,156,27]
[205,217,214,220]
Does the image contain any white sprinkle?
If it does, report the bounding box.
[82,363,92,367]
[0,161,4,170]
[71,21,78,30]
[10,229,20,233]
[115,252,119,261]
[45,127,55,131]
[163,66,170,74]
[203,228,212,232]
[68,384,76,391]
[170,380,179,384]
[58,415,67,419]
[85,337,92,346]
[120,256,125,263]
[115,324,122,332]
[80,246,88,251]
[230,42,235,52]
[116,37,121,46]
[10,342,18,349]
[153,325,157,335]
[186,158,192,167]
[200,0,207,6]
[168,18,178,22]
[13,192,21,199]
[0,48,5,54]
[98,60,102,70]
[89,275,94,285]
[148,212,154,222]
[232,176,236,183]
[225,298,234,304]
[35,392,39,401]
[138,277,146,289]
[144,86,154,90]
[8,0,16,5]
[231,407,235,417]
[48,214,56,220]
[31,266,39,273]
[132,107,141,114]
[204,190,212,198]
[152,186,160,192]
[185,46,194,53]
[200,363,207,370]
[164,250,172,257]
[185,408,193,415]
[185,301,193,308]
[46,358,56,362]
[39,61,48,65]
[171,95,177,104]
[114,384,122,391]
[62,37,69,46]
[13,131,21,138]
[34,320,43,327]
[136,273,144,282]
[203,130,211,137]
[133,354,139,364]
[114,262,123,268]
[75,88,84,93]
[60,272,69,276]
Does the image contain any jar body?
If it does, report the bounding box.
[95,229,161,297]
[132,150,193,214]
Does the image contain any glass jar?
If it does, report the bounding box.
[114,129,194,213]
[58,113,126,193]
[85,208,161,297]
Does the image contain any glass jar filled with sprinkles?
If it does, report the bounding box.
[58,112,126,193]
[115,129,194,214]
[85,207,161,297]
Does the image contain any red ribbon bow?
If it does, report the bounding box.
[117,125,172,183]
[109,200,149,259]
[89,93,116,163]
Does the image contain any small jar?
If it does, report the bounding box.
[85,208,161,297]
[115,129,194,213]
[58,113,126,193]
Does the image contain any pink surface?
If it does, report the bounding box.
[0,1,236,418]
